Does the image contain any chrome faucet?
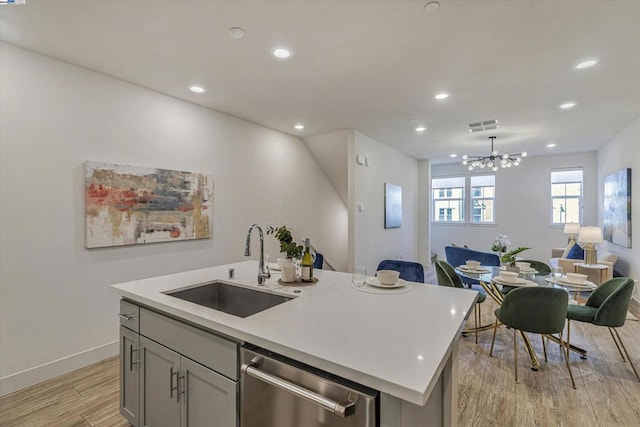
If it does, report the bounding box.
[244,224,270,285]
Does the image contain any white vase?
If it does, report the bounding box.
[280,258,297,282]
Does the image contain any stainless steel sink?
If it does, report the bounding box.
[166,281,293,318]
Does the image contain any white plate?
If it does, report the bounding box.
[457,266,490,274]
[518,268,538,274]
[559,279,594,288]
[366,277,407,289]
[544,277,596,289]
[493,277,536,287]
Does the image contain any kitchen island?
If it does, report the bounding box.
[112,261,477,427]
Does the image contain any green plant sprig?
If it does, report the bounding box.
[266,225,303,259]
[501,247,531,265]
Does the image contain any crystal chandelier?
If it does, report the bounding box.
[462,136,527,171]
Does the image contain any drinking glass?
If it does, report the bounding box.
[552,266,564,280]
[352,266,367,287]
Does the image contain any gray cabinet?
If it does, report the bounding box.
[120,326,140,426]
[181,356,237,427]
[119,300,238,427]
[139,336,181,427]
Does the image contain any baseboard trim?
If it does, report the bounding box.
[0,341,118,397]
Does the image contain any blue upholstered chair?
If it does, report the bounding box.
[444,245,501,267]
[444,246,500,289]
[313,253,324,269]
[376,260,424,283]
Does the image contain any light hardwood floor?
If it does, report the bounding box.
[2,301,639,427]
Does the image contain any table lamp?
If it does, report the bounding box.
[577,226,603,264]
[563,222,580,245]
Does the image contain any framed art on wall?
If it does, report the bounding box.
[384,183,402,229]
[85,161,213,248]
[603,167,631,247]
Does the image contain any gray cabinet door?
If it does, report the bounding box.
[120,326,140,427]
[180,357,238,427]
[140,336,181,427]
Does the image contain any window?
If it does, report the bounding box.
[470,175,495,223]
[432,176,465,222]
[551,169,583,224]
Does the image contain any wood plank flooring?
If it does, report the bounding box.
[0,357,127,427]
[458,297,640,427]
[2,300,639,426]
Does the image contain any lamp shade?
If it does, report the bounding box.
[563,223,581,235]
[577,226,603,244]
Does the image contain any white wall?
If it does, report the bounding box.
[350,131,419,274]
[303,131,350,207]
[431,151,598,263]
[0,43,345,394]
[597,118,639,297]
[417,160,432,267]
[302,130,350,272]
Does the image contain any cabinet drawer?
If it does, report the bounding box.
[140,308,238,380]
[119,300,140,332]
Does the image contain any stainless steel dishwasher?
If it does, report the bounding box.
[240,345,378,427]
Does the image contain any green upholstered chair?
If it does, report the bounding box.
[491,286,576,388]
[566,277,639,381]
[517,259,552,276]
[435,260,486,343]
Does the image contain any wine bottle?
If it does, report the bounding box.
[301,238,314,282]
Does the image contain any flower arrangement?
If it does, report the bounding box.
[491,235,511,253]
[267,225,303,259]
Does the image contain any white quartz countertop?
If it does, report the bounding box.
[111,261,477,405]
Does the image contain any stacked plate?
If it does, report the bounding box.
[366,277,407,289]
[544,276,596,290]
[457,265,490,274]
[492,273,536,287]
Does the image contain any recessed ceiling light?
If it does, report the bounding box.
[559,102,576,109]
[574,59,598,69]
[546,143,556,148]
[189,85,205,93]
[450,153,457,158]
[434,93,449,100]
[229,27,245,39]
[273,48,291,59]
[294,124,305,130]
[415,126,427,132]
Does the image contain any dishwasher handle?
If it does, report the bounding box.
[241,358,356,418]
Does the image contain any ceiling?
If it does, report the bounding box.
[1,0,638,163]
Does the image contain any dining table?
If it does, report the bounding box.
[455,264,597,370]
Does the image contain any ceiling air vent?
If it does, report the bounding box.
[468,120,499,132]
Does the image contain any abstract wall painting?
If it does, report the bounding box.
[603,168,631,248]
[85,161,213,248]
[384,183,402,229]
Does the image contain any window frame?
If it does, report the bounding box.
[470,174,496,225]
[431,176,466,224]
[550,168,583,225]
